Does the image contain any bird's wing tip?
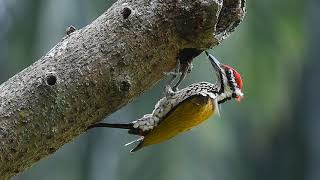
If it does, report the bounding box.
[124,137,144,153]
[130,141,144,153]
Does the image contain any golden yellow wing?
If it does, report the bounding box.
[141,95,216,148]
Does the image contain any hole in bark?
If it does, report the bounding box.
[122,7,131,19]
[46,75,57,86]
[176,48,202,75]
[48,148,56,154]
[177,48,202,65]
[120,80,131,92]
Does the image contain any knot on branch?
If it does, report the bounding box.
[122,7,132,19]
[46,74,57,86]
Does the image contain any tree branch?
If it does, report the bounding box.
[0,0,245,179]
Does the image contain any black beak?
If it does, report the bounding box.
[205,51,223,73]
[205,51,225,94]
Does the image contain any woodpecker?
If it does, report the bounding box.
[87,52,244,152]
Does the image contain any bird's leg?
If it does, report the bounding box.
[171,61,193,91]
[163,58,193,94]
[163,58,181,86]
[164,84,175,97]
[163,58,181,96]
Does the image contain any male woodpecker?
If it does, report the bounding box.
[87,52,244,152]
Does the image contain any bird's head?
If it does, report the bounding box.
[205,51,244,102]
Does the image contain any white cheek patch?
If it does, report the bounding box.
[225,69,244,99]
[228,71,238,90]
[234,88,244,97]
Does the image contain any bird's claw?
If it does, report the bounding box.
[164,85,175,97]
[163,58,193,94]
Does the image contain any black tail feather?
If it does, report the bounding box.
[130,141,144,153]
[87,123,133,130]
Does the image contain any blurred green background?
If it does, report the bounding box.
[1,0,318,180]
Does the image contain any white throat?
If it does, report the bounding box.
[217,75,243,102]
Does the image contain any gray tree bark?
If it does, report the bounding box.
[0,0,245,179]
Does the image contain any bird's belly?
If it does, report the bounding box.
[142,95,215,147]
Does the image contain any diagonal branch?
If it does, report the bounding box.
[0,0,245,179]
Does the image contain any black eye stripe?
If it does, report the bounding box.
[226,71,237,88]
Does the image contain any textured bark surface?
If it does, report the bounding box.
[0,0,245,179]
